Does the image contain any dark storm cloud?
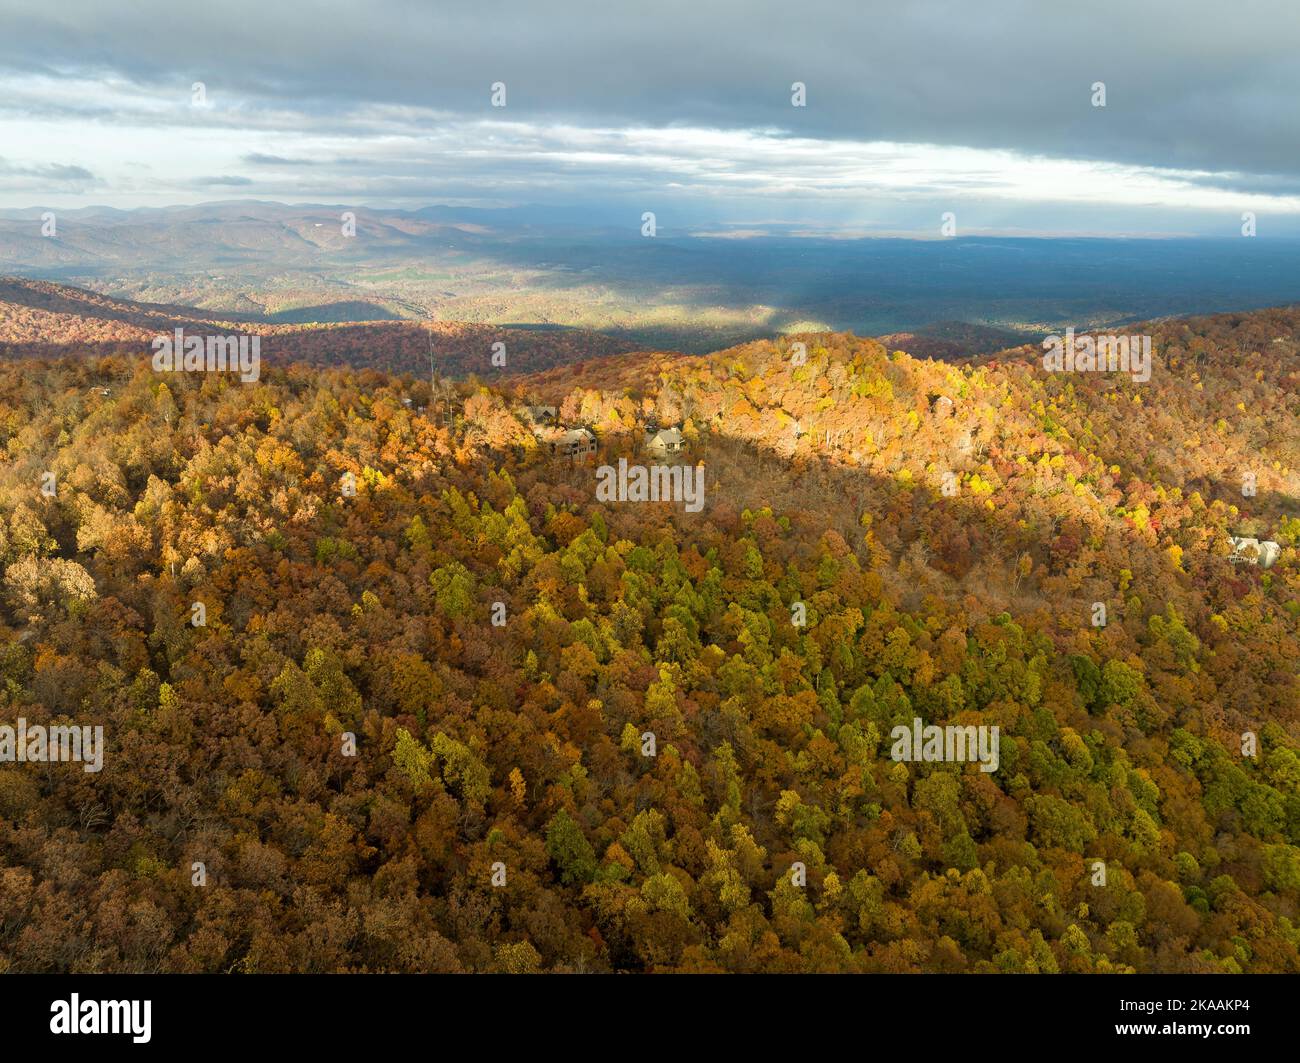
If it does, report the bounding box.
[0,0,1296,179]
[1182,171,1300,197]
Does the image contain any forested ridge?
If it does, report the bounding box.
[1,304,1299,972]
[0,278,642,375]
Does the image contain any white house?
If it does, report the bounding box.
[1229,536,1281,568]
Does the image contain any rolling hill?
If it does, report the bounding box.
[0,277,649,376]
[0,292,1297,973]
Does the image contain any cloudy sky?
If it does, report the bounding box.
[2,0,1299,234]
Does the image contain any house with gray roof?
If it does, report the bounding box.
[645,426,685,459]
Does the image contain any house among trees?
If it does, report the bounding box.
[1228,535,1281,568]
[646,426,685,459]
[526,405,558,427]
[553,427,596,458]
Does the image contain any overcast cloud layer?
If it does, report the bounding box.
[1,0,1298,233]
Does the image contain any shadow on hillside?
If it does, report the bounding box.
[1194,479,1300,536]
[266,301,403,324]
[513,418,1297,752]
[538,419,1286,614]
[0,277,266,327]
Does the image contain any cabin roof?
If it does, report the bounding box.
[559,427,594,442]
[648,427,683,444]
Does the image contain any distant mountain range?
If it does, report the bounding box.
[4,201,1300,354]
[0,202,505,271]
[0,277,1079,377]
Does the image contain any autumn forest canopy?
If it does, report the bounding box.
[0,283,1298,976]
